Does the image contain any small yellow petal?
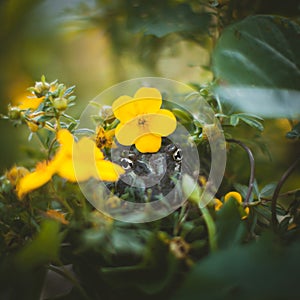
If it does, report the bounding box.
[18,96,44,110]
[56,159,77,182]
[224,192,242,204]
[214,199,223,211]
[112,95,136,123]
[57,129,74,152]
[148,109,177,136]
[115,121,144,146]
[112,88,162,123]
[95,160,125,181]
[135,134,161,153]
[17,161,54,198]
[133,87,162,114]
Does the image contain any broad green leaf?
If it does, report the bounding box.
[215,198,247,249]
[172,233,300,300]
[259,182,277,198]
[127,2,211,38]
[16,220,61,269]
[213,15,300,118]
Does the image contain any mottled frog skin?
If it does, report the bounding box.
[109,138,182,203]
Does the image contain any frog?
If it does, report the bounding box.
[108,138,182,203]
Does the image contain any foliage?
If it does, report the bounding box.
[0,1,300,300]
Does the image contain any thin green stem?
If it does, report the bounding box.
[199,205,217,252]
[271,157,300,231]
[226,139,255,206]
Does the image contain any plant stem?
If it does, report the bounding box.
[226,139,255,205]
[199,205,217,252]
[271,157,300,231]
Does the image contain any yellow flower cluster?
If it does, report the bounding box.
[17,130,124,198]
[13,86,178,198]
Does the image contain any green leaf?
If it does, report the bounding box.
[213,15,300,118]
[215,198,246,249]
[127,2,211,38]
[259,182,277,198]
[286,122,300,139]
[172,233,300,300]
[16,220,61,269]
[229,115,239,126]
[238,115,264,131]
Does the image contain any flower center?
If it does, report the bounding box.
[138,117,147,126]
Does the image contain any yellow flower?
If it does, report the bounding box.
[214,198,223,211]
[17,129,124,198]
[112,87,177,153]
[17,96,45,110]
[215,192,250,219]
[95,126,115,149]
[5,166,29,187]
[17,161,55,198]
[45,209,69,225]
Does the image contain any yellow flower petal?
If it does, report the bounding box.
[112,87,162,123]
[18,96,45,110]
[95,160,125,181]
[115,120,144,146]
[133,87,162,114]
[135,133,161,153]
[214,198,223,211]
[112,95,136,123]
[17,161,54,198]
[56,159,77,182]
[57,129,74,156]
[224,192,242,204]
[148,109,177,136]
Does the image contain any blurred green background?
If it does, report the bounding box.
[0,0,299,189]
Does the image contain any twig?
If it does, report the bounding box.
[271,157,300,230]
[226,139,255,206]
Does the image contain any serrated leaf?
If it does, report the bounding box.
[213,15,300,118]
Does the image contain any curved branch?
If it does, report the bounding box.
[226,139,255,206]
[271,157,300,230]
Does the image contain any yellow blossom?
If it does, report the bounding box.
[214,198,223,211]
[17,129,124,198]
[5,166,29,186]
[112,87,177,153]
[17,96,45,111]
[215,191,250,219]
[17,161,55,198]
[95,126,115,149]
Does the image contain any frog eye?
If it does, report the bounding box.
[165,144,177,154]
[120,158,134,170]
[173,148,182,162]
[128,152,137,161]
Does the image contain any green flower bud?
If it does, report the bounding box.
[53,97,68,111]
[8,106,21,120]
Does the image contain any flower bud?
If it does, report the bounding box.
[53,97,68,111]
[8,106,21,120]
